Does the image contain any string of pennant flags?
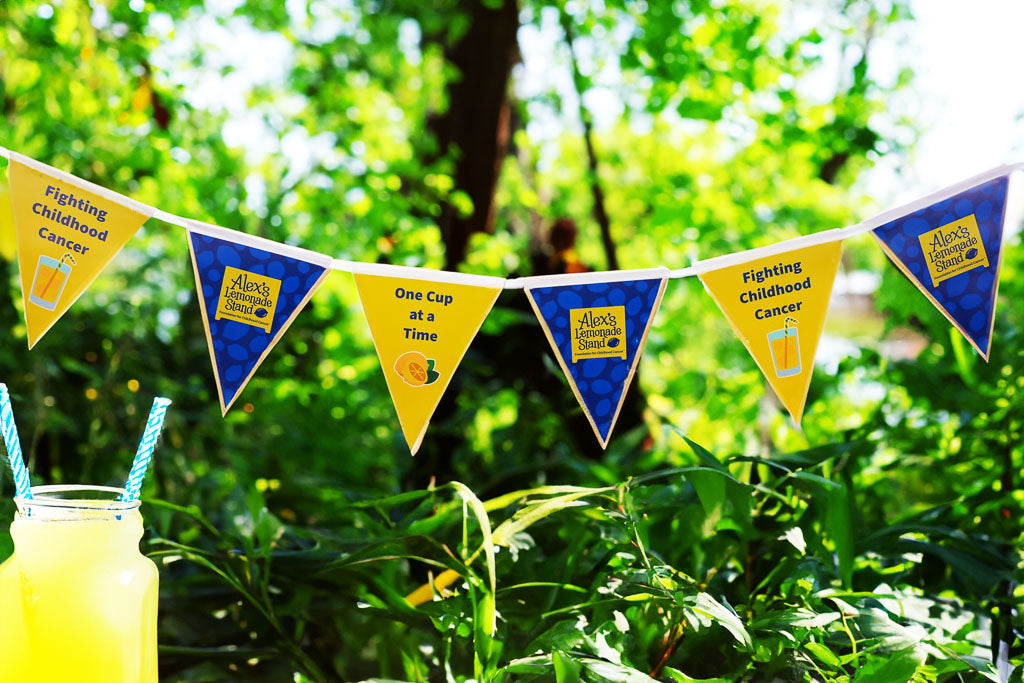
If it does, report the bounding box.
[2,144,1023,454]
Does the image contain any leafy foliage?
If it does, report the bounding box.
[0,0,1022,681]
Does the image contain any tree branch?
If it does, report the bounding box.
[560,11,619,271]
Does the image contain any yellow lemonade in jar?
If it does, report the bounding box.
[0,485,159,682]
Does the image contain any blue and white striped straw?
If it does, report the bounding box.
[121,397,172,502]
[0,383,33,500]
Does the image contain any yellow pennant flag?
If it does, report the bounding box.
[353,267,504,454]
[6,153,155,347]
[699,241,843,424]
[0,178,17,261]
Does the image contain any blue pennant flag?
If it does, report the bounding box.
[186,222,331,413]
[524,269,668,448]
[872,172,1019,360]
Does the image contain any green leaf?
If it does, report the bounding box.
[895,538,1011,594]
[253,507,284,561]
[145,497,221,537]
[473,589,500,672]
[498,655,552,675]
[949,328,976,384]
[661,668,732,683]
[681,435,728,472]
[826,483,854,588]
[580,659,659,682]
[689,468,726,532]
[451,481,497,635]
[553,650,582,683]
[804,641,841,668]
[853,648,924,683]
[770,441,867,470]
[857,607,929,652]
[793,471,842,490]
[682,593,752,648]
[752,609,841,630]
[490,488,611,547]
[524,619,587,653]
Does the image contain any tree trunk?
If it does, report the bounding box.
[407,0,519,488]
[431,0,520,272]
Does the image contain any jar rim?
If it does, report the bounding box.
[15,484,140,515]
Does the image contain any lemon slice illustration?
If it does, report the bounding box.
[395,351,430,387]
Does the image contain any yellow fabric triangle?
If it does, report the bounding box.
[7,158,153,348]
[700,241,843,423]
[354,273,501,454]
[0,179,17,262]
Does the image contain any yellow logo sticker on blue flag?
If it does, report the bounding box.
[569,306,627,362]
[916,213,989,288]
[215,266,282,333]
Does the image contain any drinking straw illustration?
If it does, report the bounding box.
[0,383,33,500]
[40,252,77,298]
[783,317,798,369]
[120,397,172,502]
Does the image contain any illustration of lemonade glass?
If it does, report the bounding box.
[29,252,76,310]
[0,485,159,681]
[767,317,801,378]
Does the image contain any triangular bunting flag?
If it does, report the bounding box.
[186,221,331,414]
[872,172,1020,360]
[353,267,504,455]
[700,241,842,424]
[523,268,668,448]
[7,152,155,347]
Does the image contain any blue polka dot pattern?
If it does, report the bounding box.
[873,176,1008,357]
[189,231,327,410]
[528,278,665,443]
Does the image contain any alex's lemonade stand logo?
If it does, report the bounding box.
[918,214,988,287]
[215,266,281,333]
[570,306,626,363]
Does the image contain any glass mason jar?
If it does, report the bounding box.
[0,485,159,682]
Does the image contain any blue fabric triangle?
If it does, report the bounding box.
[528,278,664,443]
[873,176,1008,357]
[189,231,327,410]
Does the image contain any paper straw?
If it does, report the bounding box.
[121,397,172,502]
[0,383,33,500]
[783,317,798,369]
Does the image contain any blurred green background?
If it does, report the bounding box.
[0,0,1022,680]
